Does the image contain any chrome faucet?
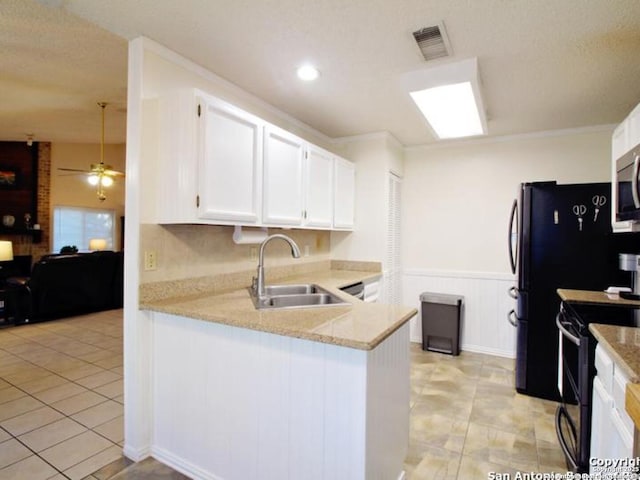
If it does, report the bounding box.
[252,234,301,298]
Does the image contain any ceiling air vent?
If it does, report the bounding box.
[412,23,451,61]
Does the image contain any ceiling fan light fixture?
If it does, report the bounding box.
[88,174,99,186]
[100,175,114,187]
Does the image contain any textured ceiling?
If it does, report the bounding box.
[2,0,640,146]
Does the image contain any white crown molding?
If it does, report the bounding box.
[138,37,616,157]
[332,131,403,150]
[404,123,617,153]
[139,36,334,147]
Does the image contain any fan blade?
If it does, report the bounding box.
[104,169,125,177]
[58,167,90,173]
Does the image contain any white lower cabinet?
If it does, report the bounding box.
[590,344,637,474]
[363,278,381,303]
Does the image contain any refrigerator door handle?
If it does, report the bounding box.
[508,198,519,274]
[632,154,640,209]
[508,309,518,327]
[508,286,519,299]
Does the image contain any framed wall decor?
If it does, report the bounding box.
[0,168,18,189]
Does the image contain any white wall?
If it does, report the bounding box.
[402,127,613,273]
[401,127,613,355]
[330,133,404,296]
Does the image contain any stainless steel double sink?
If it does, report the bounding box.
[249,283,349,310]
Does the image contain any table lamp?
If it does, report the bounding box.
[0,241,13,277]
[0,241,13,263]
[89,238,107,251]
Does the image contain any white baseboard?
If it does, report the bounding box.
[122,443,151,462]
[409,340,515,359]
[403,269,517,357]
[152,445,224,480]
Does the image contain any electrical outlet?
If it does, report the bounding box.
[304,245,310,257]
[144,250,157,271]
[250,246,258,261]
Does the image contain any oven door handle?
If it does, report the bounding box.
[555,405,579,472]
[556,312,580,347]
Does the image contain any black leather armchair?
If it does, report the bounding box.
[9,251,124,323]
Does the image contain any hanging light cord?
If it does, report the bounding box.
[99,102,106,166]
[97,102,107,201]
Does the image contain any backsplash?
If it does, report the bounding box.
[139,223,331,284]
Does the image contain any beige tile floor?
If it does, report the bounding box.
[406,344,568,479]
[0,309,568,479]
[0,310,125,480]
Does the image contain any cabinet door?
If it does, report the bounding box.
[590,376,612,472]
[197,95,262,223]
[304,146,333,228]
[333,157,355,230]
[263,126,304,225]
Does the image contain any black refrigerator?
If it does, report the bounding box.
[508,181,636,401]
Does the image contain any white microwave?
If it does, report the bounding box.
[613,144,640,232]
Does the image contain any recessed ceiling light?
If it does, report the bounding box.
[297,64,319,81]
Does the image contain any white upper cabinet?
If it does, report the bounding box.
[197,93,263,224]
[155,90,199,224]
[304,145,334,228]
[333,156,356,230]
[628,103,640,150]
[263,125,304,225]
[611,121,628,161]
[155,88,355,231]
[612,103,640,161]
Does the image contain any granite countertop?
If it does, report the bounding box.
[589,323,640,429]
[140,266,417,351]
[558,288,640,307]
[589,323,640,382]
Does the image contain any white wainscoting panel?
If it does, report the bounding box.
[365,322,410,480]
[403,269,516,358]
[150,311,409,480]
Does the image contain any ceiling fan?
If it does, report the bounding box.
[58,102,124,201]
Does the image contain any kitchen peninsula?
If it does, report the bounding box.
[139,262,416,480]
